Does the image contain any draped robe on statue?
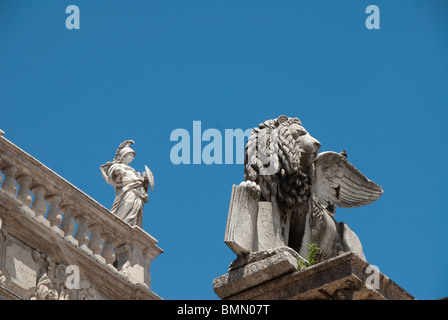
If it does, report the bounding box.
[100,162,148,227]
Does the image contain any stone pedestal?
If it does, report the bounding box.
[213,249,415,300]
[213,247,300,299]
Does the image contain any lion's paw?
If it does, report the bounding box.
[239,180,261,199]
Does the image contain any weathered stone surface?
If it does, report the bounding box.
[224,184,258,255]
[232,115,384,260]
[257,201,286,251]
[3,241,39,299]
[217,252,414,300]
[224,184,292,257]
[213,247,301,299]
[214,116,407,300]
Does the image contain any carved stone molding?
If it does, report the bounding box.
[0,235,39,299]
[31,253,98,300]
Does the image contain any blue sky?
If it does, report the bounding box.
[1,1,447,300]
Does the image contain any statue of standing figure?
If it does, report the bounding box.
[100,140,154,227]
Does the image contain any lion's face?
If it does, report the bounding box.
[287,123,321,165]
[244,116,321,217]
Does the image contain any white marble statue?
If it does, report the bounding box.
[100,140,154,227]
[225,115,383,264]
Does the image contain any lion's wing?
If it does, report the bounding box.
[313,151,383,214]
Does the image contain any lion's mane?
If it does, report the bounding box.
[244,115,313,218]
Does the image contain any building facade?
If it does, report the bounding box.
[0,131,162,300]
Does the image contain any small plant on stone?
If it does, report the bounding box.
[297,243,320,270]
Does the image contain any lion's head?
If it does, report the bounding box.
[244,115,321,216]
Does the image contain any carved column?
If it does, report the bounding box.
[46,195,62,231]
[88,224,104,261]
[60,206,77,244]
[74,214,91,252]
[101,233,116,267]
[16,174,33,206]
[30,185,48,219]
[1,166,17,196]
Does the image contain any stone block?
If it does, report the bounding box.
[213,247,300,299]
[214,251,415,300]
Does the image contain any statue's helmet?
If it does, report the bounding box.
[117,147,135,162]
[114,140,136,163]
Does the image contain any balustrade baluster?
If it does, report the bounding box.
[30,185,47,219]
[75,214,91,252]
[16,174,32,206]
[88,224,103,256]
[102,233,116,267]
[1,166,17,196]
[46,195,63,234]
[60,205,77,244]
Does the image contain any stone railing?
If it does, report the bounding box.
[0,131,162,299]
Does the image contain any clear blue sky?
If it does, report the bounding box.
[1,1,447,300]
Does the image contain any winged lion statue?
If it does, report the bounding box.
[225,115,382,263]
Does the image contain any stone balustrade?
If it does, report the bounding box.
[0,132,162,299]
